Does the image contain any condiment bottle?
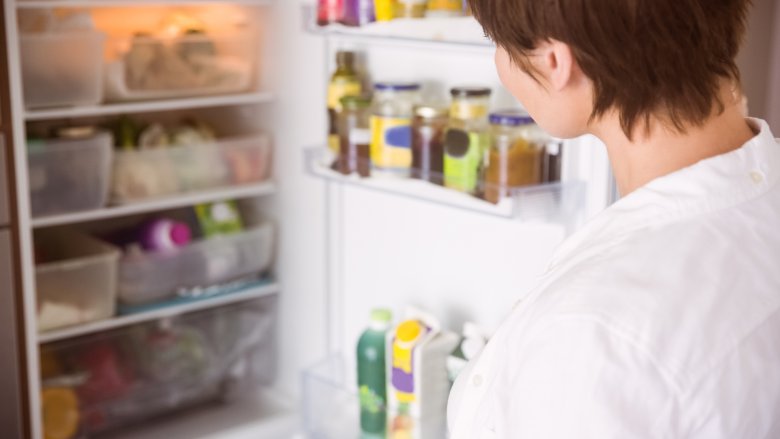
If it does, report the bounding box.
[336,94,372,177]
[341,0,375,26]
[327,51,362,154]
[484,110,545,204]
[395,0,427,18]
[370,82,421,175]
[411,104,448,184]
[425,0,463,17]
[443,86,491,194]
[317,0,344,25]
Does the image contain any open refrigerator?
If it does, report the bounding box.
[1,0,776,438]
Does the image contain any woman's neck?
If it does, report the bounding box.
[592,88,755,195]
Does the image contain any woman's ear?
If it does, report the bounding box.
[537,39,576,92]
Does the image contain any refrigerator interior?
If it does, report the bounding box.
[3,0,777,437]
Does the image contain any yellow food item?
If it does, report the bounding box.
[42,387,79,439]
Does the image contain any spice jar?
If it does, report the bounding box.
[444,86,491,193]
[336,95,372,177]
[484,110,545,204]
[411,104,448,184]
[370,82,421,174]
[425,0,463,17]
[395,0,427,18]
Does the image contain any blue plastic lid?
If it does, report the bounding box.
[374,82,421,92]
[489,109,535,126]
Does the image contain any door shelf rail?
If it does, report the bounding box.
[303,5,494,50]
[304,147,586,224]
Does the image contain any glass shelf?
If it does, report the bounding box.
[302,5,493,49]
[305,147,586,224]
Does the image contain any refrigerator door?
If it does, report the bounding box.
[0,229,24,438]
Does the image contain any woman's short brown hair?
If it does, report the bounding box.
[469,0,751,136]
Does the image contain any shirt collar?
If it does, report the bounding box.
[548,118,779,272]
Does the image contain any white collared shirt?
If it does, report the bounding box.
[448,119,780,439]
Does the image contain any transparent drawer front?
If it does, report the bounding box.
[35,229,120,333]
[28,132,113,218]
[104,32,257,102]
[40,298,277,438]
[111,134,271,204]
[118,222,275,305]
[21,32,105,109]
[303,355,361,439]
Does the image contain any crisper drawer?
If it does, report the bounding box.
[39,298,277,439]
[20,31,105,109]
[111,134,272,204]
[104,31,257,102]
[118,222,275,305]
[35,229,120,333]
[28,132,113,218]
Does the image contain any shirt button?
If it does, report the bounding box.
[472,374,484,387]
[750,170,765,184]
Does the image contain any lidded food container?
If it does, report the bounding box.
[411,104,448,184]
[370,82,421,173]
[484,109,546,203]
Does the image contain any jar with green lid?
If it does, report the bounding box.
[336,94,372,177]
[370,82,421,174]
[444,86,491,193]
[411,104,448,184]
[484,109,546,204]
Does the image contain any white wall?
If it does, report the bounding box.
[768,0,780,131]
[737,0,777,122]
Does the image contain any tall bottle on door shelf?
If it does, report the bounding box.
[317,0,344,25]
[328,51,362,154]
[357,308,393,438]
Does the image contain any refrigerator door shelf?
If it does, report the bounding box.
[303,5,494,50]
[305,147,587,225]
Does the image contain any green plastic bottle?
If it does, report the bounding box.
[357,308,393,438]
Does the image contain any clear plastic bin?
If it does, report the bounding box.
[20,31,105,108]
[28,132,113,218]
[35,229,120,333]
[104,32,257,102]
[39,298,277,438]
[111,134,271,204]
[118,222,275,305]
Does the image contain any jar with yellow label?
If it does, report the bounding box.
[444,86,491,194]
[484,110,545,204]
[370,82,421,174]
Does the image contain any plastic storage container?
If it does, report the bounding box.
[39,298,276,437]
[118,221,275,305]
[28,131,113,218]
[20,31,105,109]
[35,230,120,333]
[104,32,257,102]
[111,134,271,204]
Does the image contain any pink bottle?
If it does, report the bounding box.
[139,219,192,252]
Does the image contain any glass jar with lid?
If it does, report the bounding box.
[484,110,546,204]
[443,86,491,193]
[395,0,427,18]
[335,94,372,177]
[411,104,448,184]
[370,82,421,174]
